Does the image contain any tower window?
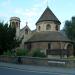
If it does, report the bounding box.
[16,22,18,27]
[25,29,28,34]
[12,22,16,28]
[46,24,51,30]
[38,26,41,31]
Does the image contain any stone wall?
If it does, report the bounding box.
[20,27,32,49]
[31,42,72,50]
[36,21,60,32]
[31,42,47,50]
[0,56,75,67]
[24,41,74,57]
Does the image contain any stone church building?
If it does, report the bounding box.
[10,7,73,57]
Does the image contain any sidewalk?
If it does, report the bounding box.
[0,62,75,74]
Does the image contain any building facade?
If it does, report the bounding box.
[10,7,73,58]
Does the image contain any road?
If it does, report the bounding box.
[0,67,59,75]
[0,67,75,75]
[0,62,75,75]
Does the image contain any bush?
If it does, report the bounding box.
[31,49,46,57]
[3,50,14,56]
[3,49,46,58]
[16,49,28,56]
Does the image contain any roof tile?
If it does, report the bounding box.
[36,7,61,25]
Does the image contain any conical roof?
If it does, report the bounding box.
[36,7,61,25]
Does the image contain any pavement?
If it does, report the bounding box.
[0,62,75,75]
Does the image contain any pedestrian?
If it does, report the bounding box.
[18,57,22,64]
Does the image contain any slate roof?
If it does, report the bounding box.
[26,31,71,43]
[20,25,31,32]
[36,7,61,25]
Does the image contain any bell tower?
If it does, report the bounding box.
[10,17,20,39]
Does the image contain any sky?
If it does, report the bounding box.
[0,0,75,30]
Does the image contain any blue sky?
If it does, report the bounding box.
[0,0,75,30]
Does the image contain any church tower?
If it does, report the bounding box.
[10,17,20,39]
[36,7,61,32]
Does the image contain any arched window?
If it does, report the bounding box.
[67,44,73,57]
[12,22,16,28]
[67,44,73,50]
[16,22,18,27]
[38,26,41,31]
[46,24,51,30]
[25,29,28,34]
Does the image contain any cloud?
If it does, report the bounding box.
[0,0,48,30]
[12,0,48,29]
[0,12,9,18]
[13,7,41,29]
[14,7,39,17]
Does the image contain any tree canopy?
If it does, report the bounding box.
[63,16,75,55]
[64,17,75,41]
[0,22,21,54]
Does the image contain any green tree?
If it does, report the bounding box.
[63,17,75,55]
[64,17,75,41]
[0,22,21,54]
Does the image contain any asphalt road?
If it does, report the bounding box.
[0,67,59,75]
[0,62,75,75]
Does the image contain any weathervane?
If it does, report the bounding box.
[47,0,48,7]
